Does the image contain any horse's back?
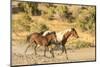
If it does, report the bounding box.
[27,32,41,42]
[42,30,52,36]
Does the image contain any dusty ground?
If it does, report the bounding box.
[12,42,96,66]
[12,2,96,66]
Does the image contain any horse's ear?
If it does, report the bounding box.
[53,31,56,34]
[40,31,44,35]
[71,28,75,31]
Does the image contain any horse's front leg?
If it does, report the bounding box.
[58,42,65,54]
[60,44,68,60]
[44,46,48,57]
[61,45,66,54]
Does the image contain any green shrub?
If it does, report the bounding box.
[77,6,96,33]
[39,24,49,32]
[12,13,31,32]
[18,2,39,16]
[75,40,92,49]
[13,1,96,35]
[30,21,49,33]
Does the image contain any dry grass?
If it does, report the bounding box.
[12,43,95,66]
[12,2,96,66]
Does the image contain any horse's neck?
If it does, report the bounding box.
[56,29,71,42]
[62,32,71,45]
[66,31,72,39]
[45,34,51,42]
[56,32,64,42]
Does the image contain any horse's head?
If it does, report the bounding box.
[61,28,79,46]
[71,28,79,38]
[46,31,57,43]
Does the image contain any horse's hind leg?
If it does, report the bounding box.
[60,45,65,54]
[50,48,54,58]
[34,44,37,55]
[25,44,31,54]
[44,46,48,57]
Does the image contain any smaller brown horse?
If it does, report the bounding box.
[25,31,57,57]
[60,28,79,59]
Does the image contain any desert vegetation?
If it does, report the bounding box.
[12,1,96,66]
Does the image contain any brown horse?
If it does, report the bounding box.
[25,31,57,57]
[60,28,79,59]
[26,32,44,43]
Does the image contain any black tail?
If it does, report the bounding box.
[26,34,31,43]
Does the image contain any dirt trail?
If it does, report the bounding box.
[12,44,95,66]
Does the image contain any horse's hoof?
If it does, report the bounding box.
[44,55,46,57]
[52,55,54,58]
[31,53,34,55]
[44,55,48,58]
[58,53,61,55]
[58,53,63,56]
[66,57,68,60]
[44,55,45,57]
[35,53,37,55]
[44,55,50,58]
[52,57,54,58]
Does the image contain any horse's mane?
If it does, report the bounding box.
[71,28,75,31]
[39,31,45,35]
[58,28,71,35]
[42,31,53,36]
[45,31,55,36]
[56,28,75,42]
